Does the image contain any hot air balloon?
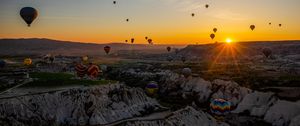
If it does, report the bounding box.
[20,7,38,27]
[279,24,282,27]
[126,19,129,22]
[166,46,171,52]
[104,46,111,54]
[269,22,272,25]
[205,4,209,8]
[113,1,116,4]
[191,13,195,17]
[131,38,135,43]
[210,99,231,115]
[125,40,128,43]
[145,81,159,96]
[250,25,255,31]
[148,39,153,44]
[82,55,89,64]
[145,37,148,40]
[262,48,272,58]
[213,28,217,33]
[182,68,191,78]
[23,58,32,66]
[75,63,86,78]
[87,63,100,79]
[0,60,6,68]
[210,33,215,40]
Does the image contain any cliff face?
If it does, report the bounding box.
[0,84,162,126]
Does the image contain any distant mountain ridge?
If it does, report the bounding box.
[0,38,184,56]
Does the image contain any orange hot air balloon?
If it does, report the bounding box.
[166,46,171,52]
[210,33,215,40]
[104,46,111,54]
[20,7,38,27]
[250,25,255,31]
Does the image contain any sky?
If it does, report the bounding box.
[0,0,300,45]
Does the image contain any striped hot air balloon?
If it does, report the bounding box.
[210,99,231,115]
[87,64,100,79]
[75,63,87,78]
[145,81,159,96]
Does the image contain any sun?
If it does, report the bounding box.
[226,38,233,43]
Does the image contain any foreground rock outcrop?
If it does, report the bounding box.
[120,106,229,126]
[0,84,162,126]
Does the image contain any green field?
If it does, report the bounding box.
[21,72,117,88]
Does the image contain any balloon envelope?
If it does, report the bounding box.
[250,25,255,31]
[87,64,100,78]
[262,48,272,58]
[213,28,217,33]
[145,81,159,96]
[20,7,38,27]
[210,33,215,40]
[167,47,171,52]
[210,99,231,115]
[24,58,32,66]
[104,46,111,54]
[182,68,191,78]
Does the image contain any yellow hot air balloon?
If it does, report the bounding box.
[24,58,32,66]
[82,55,89,64]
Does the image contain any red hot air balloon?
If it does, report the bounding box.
[20,7,38,27]
[166,46,171,52]
[75,63,87,78]
[250,25,255,31]
[210,33,215,40]
[87,63,100,79]
[104,46,111,54]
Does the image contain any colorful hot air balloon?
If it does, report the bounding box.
[75,63,86,78]
[131,38,135,43]
[20,7,38,27]
[262,48,272,58]
[23,58,32,66]
[104,46,111,54]
[250,25,255,31]
[210,99,231,115]
[182,68,191,78]
[0,60,6,68]
[213,28,217,33]
[210,33,215,40]
[87,63,100,79]
[145,81,159,96]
